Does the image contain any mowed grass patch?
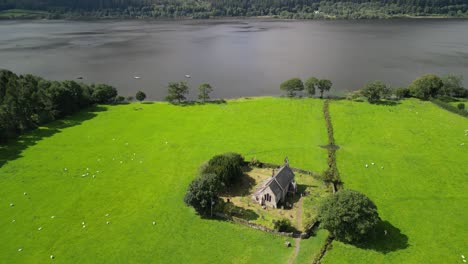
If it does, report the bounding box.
[322,99,468,263]
[0,97,328,263]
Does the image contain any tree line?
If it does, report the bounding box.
[1,0,467,19]
[0,69,119,143]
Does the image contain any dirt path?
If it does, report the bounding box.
[287,197,304,264]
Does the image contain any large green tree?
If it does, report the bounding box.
[166,81,189,103]
[317,79,332,99]
[198,83,213,102]
[304,76,318,97]
[280,78,304,97]
[409,74,443,100]
[318,189,380,243]
[184,173,221,217]
[361,81,390,102]
[201,152,244,187]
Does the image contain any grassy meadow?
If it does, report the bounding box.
[0,97,328,263]
[322,99,468,263]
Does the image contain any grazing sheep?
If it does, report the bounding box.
[50,255,54,259]
[23,192,27,195]
[106,221,110,225]
[51,216,55,219]
[152,221,156,225]
[38,227,42,231]
[18,248,22,252]
[10,203,14,207]
[365,164,368,168]
[371,162,375,165]
[105,213,109,217]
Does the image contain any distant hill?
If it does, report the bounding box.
[0,0,467,19]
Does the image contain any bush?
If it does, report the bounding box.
[202,152,244,187]
[457,103,465,110]
[183,173,222,217]
[318,190,380,243]
[273,218,294,232]
[394,86,411,99]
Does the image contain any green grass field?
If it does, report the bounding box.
[322,99,468,263]
[0,97,328,263]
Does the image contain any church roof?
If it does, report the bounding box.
[253,165,295,198]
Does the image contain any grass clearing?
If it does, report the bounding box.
[221,167,330,231]
[0,97,328,263]
[322,99,468,263]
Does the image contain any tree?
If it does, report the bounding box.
[136,91,146,102]
[441,74,466,97]
[361,81,389,102]
[166,81,189,103]
[184,173,221,217]
[273,218,293,232]
[409,74,443,100]
[198,83,213,102]
[304,77,318,97]
[280,78,304,97]
[126,96,134,102]
[458,103,465,110]
[394,86,410,99]
[92,84,118,104]
[317,79,332,99]
[202,152,244,187]
[318,190,380,243]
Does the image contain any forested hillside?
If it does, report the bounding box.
[0,0,467,19]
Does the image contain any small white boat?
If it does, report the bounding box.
[185,75,191,78]
[133,76,141,79]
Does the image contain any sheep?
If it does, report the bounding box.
[365,164,368,168]
[106,221,110,225]
[50,255,54,259]
[38,227,43,231]
[105,213,109,217]
[152,221,156,225]
[51,216,55,219]
[9,203,14,207]
[18,248,23,252]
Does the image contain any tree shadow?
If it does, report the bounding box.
[174,99,227,107]
[221,173,257,197]
[0,105,106,169]
[372,100,401,106]
[354,220,409,254]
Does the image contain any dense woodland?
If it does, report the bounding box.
[1,0,467,19]
[0,70,119,142]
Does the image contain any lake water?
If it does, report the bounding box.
[1,19,467,99]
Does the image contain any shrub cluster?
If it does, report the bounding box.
[272,218,294,232]
[0,69,119,142]
[184,153,244,216]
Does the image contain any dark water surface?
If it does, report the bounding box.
[1,19,467,99]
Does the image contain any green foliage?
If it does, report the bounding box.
[409,74,443,100]
[273,218,294,232]
[0,69,119,142]
[317,79,332,99]
[1,0,467,19]
[394,86,411,99]
[166,81,189,103]
[318,189,380,243]
[361,81,389,102]
[280,78,304,97]
[126,96,134,102]
[135,90,146,102]
[441,74,467,97]
[458,103,465,110]
[198,83,213,102]
[92,84,117,104]
[202,152,244,187]
[184,173,221,216]
[305,77,318,97]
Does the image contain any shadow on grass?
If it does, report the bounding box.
[0,105,106,169]
[355,220,409,254]
[372,100,401,106]
[173,99,227,107]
